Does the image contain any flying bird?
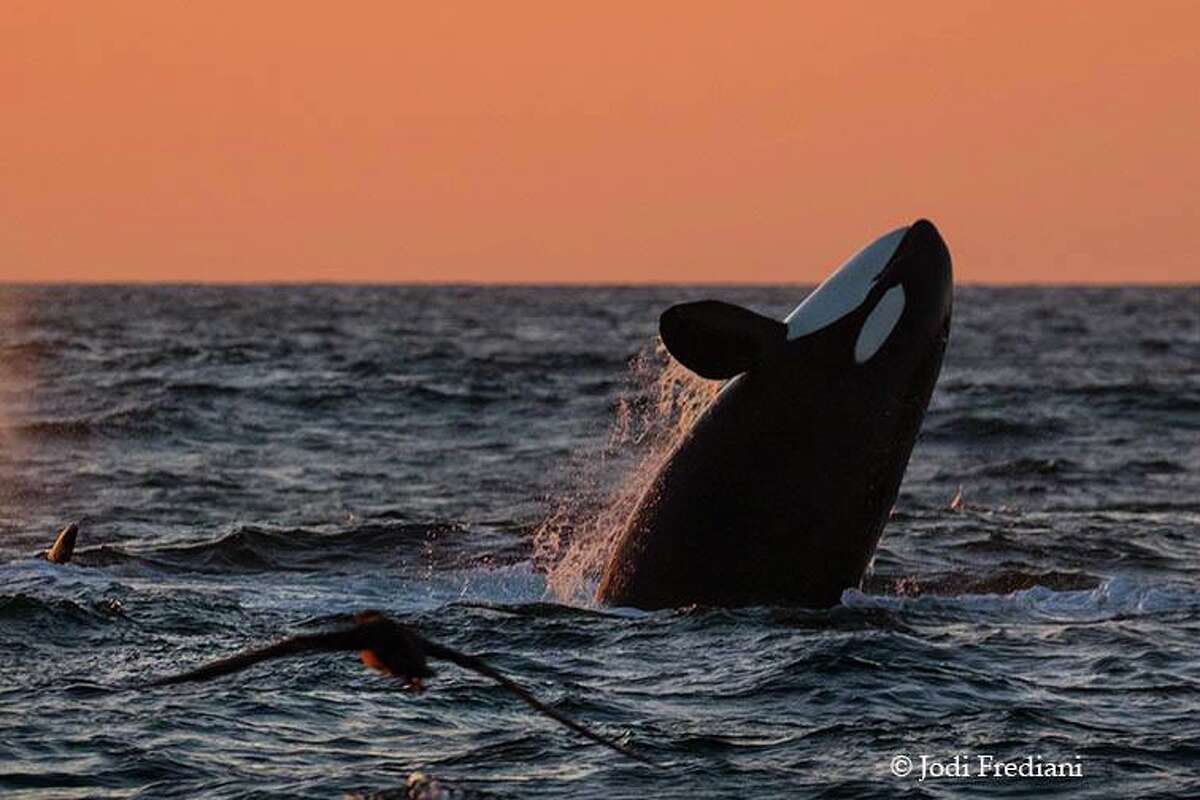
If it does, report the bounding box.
[145,610,655,767]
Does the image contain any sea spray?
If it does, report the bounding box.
[532,339,720,603]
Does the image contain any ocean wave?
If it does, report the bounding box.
[1117,458,1190,475]
[845,576,1200,621]
[1064,382,1200,414]
[165,381,244,398]
[9,404,180,441]
[970,458,1079,477]
[863,568,1101,597]
[924,413,1067,440]
[0,593,125,627]
[0,338,65,368]
[72,521,518,575]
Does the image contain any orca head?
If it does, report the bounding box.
[784,219,952,365]
[656,220,951,380]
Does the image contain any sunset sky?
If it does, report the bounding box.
[3,2,1197,283]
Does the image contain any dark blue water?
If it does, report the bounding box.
[1,285,1197,799]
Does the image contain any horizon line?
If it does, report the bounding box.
[1,279,1197,289]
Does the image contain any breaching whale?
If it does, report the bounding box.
[596,219,953,609]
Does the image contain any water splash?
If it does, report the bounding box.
[532,340,719,603]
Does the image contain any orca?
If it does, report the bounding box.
[596,219,953,609]
[44,522,79,564]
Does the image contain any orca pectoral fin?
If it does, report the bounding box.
[659,301,787,379]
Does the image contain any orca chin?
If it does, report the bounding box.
[597,219,953,610]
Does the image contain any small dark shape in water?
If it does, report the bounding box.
[44,522,79,564]
[143,610,655,767]
[347,771,499,800]
[868,569,1101,597]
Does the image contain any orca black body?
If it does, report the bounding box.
[596,219,953,609]
[44,522,79,564]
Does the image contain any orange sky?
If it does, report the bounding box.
[2,2,1197,283]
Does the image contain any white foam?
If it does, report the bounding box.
[842,576,1200,622]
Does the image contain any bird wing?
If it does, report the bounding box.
[145,627,372,687]
[419,637,657,768]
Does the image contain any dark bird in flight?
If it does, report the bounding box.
[145,610,655,767]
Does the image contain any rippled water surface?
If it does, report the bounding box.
[1,285,1197,799]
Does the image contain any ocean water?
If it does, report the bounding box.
[0,285,1197,799]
